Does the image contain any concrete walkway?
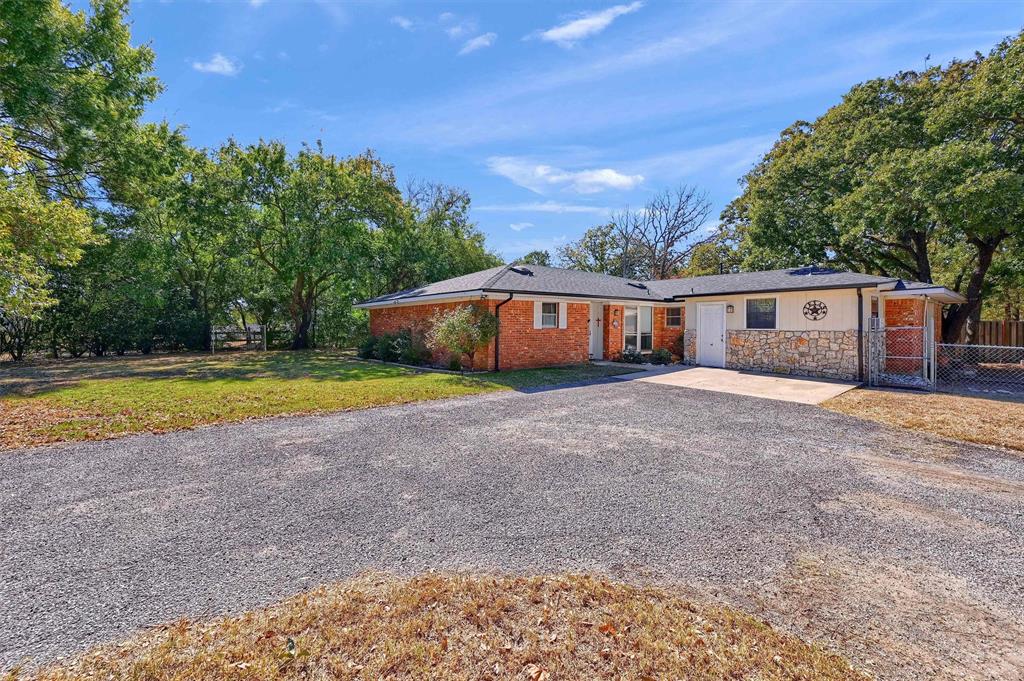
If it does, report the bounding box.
[611,365,859,404]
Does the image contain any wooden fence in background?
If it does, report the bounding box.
[962,320,1024,347]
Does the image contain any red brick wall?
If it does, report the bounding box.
[603,304,624,359]
[368,299,591,370]
[885,298,924,327]
[495,300,590,369]
[884,296,933,372]
[654,305,685,354]
[369,300,496,370]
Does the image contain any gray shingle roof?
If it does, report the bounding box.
[645,266,900,298]
[361,265,509,304]
[358,264,928,306]
[360,264,665,305]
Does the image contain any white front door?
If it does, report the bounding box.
[588,302,603,359]
[697,303,726,368]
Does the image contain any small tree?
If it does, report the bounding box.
[426,305,497,371]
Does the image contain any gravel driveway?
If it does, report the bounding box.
[2,381,1022,679]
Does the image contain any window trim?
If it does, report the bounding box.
[623,305,654,352]
[665,306,682,328]
[540,301,558,329]
[743,295,779,330]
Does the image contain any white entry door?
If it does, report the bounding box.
[697,303,726,368]
[588,302,603,359]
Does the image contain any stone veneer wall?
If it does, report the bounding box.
[682,330,697,365]
[726,330,859,380]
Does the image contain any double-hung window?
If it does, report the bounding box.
[745,297,777,329]
[540,302,558,329]
[666,307,682,327]
[624,306,653,351]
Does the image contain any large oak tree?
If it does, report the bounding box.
[231,141,404,350]
[725,32,1024,342]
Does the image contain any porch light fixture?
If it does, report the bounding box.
[726,304,735,313]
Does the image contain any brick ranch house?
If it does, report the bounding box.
[356,264,965,381]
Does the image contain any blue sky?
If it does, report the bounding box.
[111,1,1018,261]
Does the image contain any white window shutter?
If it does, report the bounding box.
[558,302,567,329]
[533,301,543,329]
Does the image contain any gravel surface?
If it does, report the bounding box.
[2,381,1022,679]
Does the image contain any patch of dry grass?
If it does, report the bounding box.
[7,574,865,681]
[823,388,1024,453]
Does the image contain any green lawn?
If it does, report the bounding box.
[0,351,638,450]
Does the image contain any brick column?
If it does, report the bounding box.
[603,304,624,359]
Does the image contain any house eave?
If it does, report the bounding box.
[668,281,894,301]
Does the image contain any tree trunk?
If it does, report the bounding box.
[289,273,314,350]
[911,230,932,283]
[942,238,1000,343]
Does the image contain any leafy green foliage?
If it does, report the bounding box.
[616,348,645,364]
[556,224,623,275]
[0,0,161,201]
[518,250,551,266]
[426,305,498,370]
[0,0,160,318]
[649,348,673,365]
[0,130,97,316]
[726,32,1024,341]
[229,141,404,350]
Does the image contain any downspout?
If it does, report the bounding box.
[857,287,865,382]
[493,293,514,372]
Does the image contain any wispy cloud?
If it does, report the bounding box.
[192,53,241,76]
[626,134,777,180]
[534,2,644,47]
[440,12,478,39]
[368,3,799,147]
[509,222,534,232]
[312,0,348,28]
[459,32,497,56]
[488,156,643,194]
[249,0,266,7]
[391,15,414,31]
[476,201,611,215]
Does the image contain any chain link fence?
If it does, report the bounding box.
[937,343,1024,395]
[867,327,934,390]
[869,327,1024,395]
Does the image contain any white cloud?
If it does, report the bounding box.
[249,0,266,7]
[441,13,478,39]
[391,15,414,31]
[476,201,611,215]
[535,2,644,47]
[367,3,799,147]
[459,32,497,55]
[487,156,643,194]
[192,53,241,76]
[510,222,534,232]
[630,134,777,179]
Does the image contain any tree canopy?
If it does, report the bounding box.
[0,0,160,318]
[725,32,1024,341]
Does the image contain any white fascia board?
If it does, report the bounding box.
[879,287,966,304]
